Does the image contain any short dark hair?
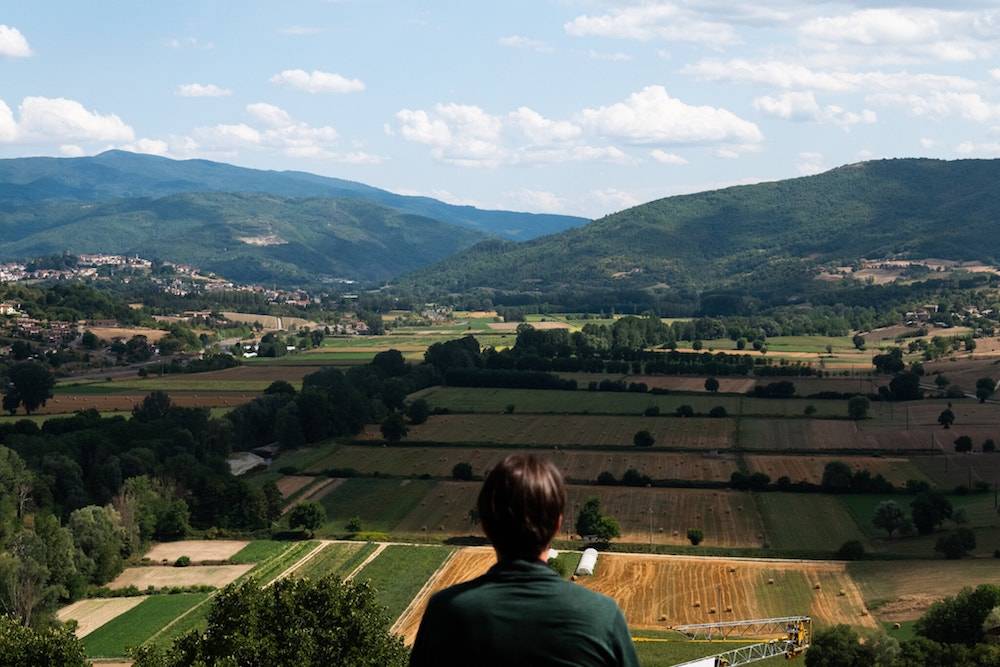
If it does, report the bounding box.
[478,454,566,560]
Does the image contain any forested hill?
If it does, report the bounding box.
[0,150,587,240]
[0,193,485,284]
[402,158,1000,300]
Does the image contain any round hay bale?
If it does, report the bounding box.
[861,611,869,617]
[728,567,737,573]
[813,583,821,590]
[659,615,668,622]
[767,578,775,585]
[725,606,733,613]
[709,607,717,614]
[838,589,846,597]
[893,623,901,630]
[693,600,701,608]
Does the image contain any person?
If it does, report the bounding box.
[409,454,639,667]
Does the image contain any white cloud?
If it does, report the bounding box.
[270,69,365,94]
[498,35,552,53]
[165,37,213,50]
[796,151,826,175]
[800,8,1000,63]
[920,137,936,149]
[0,25,31,58]
[579,85,763,147]
[867,91,1000,122]
[753,91,877,128]
[991,68,1000,81]
[195,123,262,148]
[590,188,640,212]
[649,149,688,164]
[121,138,170,156]
[565,3,738,46]
[246,102,293,128]
[59,144,85,157]
[506,188,566,213]
[956,140,1000,155]
[176,83,232,98]
[682,59,978,93]
[588,50,632,62]
[396,104,504,167]
[508,107,581,143]
[0,100,16,142]
[16,97,134,143]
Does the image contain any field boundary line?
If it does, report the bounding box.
[345,543,388,581]
[268,541,330,585]
[391,547,459,634]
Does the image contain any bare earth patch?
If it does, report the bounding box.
[109,564,253,589]
[57,597,146,637]
[144,540,249,564]
[276,475,315,498]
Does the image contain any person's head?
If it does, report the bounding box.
[477,454,565,561]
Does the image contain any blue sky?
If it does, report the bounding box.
[2,1,1000,218]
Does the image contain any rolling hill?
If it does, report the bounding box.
[0,193,486,284]
[403,158,1000,299]
[0,151,587,240]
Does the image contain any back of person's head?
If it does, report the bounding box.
[478,454,566,561]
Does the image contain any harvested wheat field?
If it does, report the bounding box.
[384,414,736,450]
[745,455,925,486]
[312,445,738,483]
[88,326,168,342]
[276,475,316,498]
[625,375,756,394]
[57,597,146,637]
[36,392,255,414]
[396,549,875,644]
[487,321,569,331]
[740,419,865,451]
[108,564,253,589]
[144,540,248,564]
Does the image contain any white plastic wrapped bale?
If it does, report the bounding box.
[546,548,559,561]
[575,548,599,576]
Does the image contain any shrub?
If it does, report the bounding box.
[452,462,474,481]
[687,529,704,546]
[345,517,362,533]
[643,405,660,417]
[708,406,728,418]
[675,405,695,418]
[174,556,191,567]
[633,430,655,447]
[836,540,866,560]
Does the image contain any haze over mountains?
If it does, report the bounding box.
[407,158,1000,299]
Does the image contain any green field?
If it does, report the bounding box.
[230,540,292,564]
[415,386,849,418]
[293,542,378,580]
[357,545,454,621]
[757,493,868,552]
[316,478,436,534]
[83,593,209,658]
[632,631,791,667]
[246,540,319,584]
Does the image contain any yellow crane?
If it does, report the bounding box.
[669,616,812,667]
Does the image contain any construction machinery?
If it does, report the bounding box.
[668,616,812,667]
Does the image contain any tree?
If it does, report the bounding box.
[3,361,55,415]
[836,540,865,561]
[804,405,817,417]
[872,501,907,538]
[633,430,655,448]
[935,374,950,389]
[848,396,870,420]
[81,330,100,350]
[686,529,704,546]
[976,377,996,404]
[704,377,720,393]
[132,390,172,422]
[889,372,923,401]
[915,584,1000,645]
[264,380,297,396]
[67,505,124,585]
[985,439,996,453]
[873,348,905,374]
[692,340,703,351]
[954,435,974,453]
[675,405,695,418]
[0,615,87,666]
[262,482,284,523]
[910,492,953,535]
[452,462,474,481]
[574,498,620,543]
[708,406,728,418]
[372,349,408,377]
[288,501,326,537]
[345,517,362,533]
[406,398,431,425]
[821,461,854,493]
[935,528,977,559]
[852,334,866,350]
[379,413,408,443]
[805,624,864,667]
[274,403,305,449]
[131,576,407,667]
[938,408,956,429]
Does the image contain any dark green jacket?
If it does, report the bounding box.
[409,558,639,667]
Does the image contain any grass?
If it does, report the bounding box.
[246,540,319,584]
[315,478,436,535]
[229,540,291,564]
[631,630,790,667]
[83,593,209,658]
[357,545,454,622]
[756,493,868,552]
[884,620,918,642]
[293,542,378,580]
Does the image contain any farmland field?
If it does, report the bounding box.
[108,564,253,589]
[913,452,1000,488]
[229,540,291,564]
[312,445,739,483]
[292,542,378,580]
[397,548,875,644]
[57,597,145,638]
[16,391,256,414]
[357,545,454,622]
[316,478,437,534]
[624,375,756,393]
[745,455,926,486]
[82,593,210,658]
[144,540,248,564]
[368,414,737,450]
[413,386,849,418]
[275,475,316,498]
[757,494,867,552]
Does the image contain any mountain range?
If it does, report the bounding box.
[405,158,1000,301]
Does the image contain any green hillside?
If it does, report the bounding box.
[0,193,485,284]
[0,150,587,240]
[403,158,1000,301]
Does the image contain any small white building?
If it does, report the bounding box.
[575,548,599,576]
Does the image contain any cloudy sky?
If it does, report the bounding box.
[2,1,1000,218]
